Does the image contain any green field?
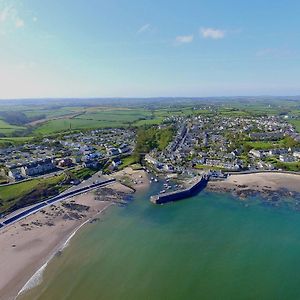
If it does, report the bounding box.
[0,119,26,135]
[1,99,300,137]
[33,108,164,134]
[24,106,83,119]
[34,118,108,135]
[290,120,300,133]
[245,140,283,150]
[0,136,34,143]
[0,174,66,215]
[119,156,137,169]
[69,167,97,181]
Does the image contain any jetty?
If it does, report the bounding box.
[150,175,209,204]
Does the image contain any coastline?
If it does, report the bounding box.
[16,204,112,299]
[207,172,300,201]
[0,167,148,300]
[4,169,300,299]
[0,179,138,300]
[0,193,112,300]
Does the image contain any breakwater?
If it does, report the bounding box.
[150,176,208,204]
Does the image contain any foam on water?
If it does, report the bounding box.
[16,204,113,299]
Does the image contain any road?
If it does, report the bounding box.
[0,176,116,230]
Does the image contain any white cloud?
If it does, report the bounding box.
[175,34,194,44]
[200,27,225,39]
[0,3,26,30]
[137,24,151,34]
[0,6,10,23]
[15,18,24,28]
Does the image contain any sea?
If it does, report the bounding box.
[19,183,300,300]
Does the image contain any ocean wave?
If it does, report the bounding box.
[16,204,113,299]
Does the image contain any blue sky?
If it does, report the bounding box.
[1,0,300,98]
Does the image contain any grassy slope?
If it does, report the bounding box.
[0,174,66,215]
[0,119,26,135]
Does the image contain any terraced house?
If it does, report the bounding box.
[20,158,55,177]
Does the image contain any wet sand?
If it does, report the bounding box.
[0,183,130,300]
[207,172,300,194]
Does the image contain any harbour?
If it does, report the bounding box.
[150,175,209,204]
[18,186,300,300]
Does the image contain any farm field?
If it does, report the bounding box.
[290,119,300,133]
[24,106,83,119]
[34,118,112,135]
[0,119,26,135]
[34,108,163,134]
[1,99,300,137]
[0,137,34,147]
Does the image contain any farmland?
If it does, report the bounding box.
[0,119,26,135]
[1,98,300,138]
[290,119,300,133]
[32,107,203,135]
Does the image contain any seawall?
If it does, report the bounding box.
[150,176,208,204]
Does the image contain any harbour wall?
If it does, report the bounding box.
[150,176,208,204]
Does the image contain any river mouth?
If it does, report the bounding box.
[19,187,300,300]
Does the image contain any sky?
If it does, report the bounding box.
[1,0,300,99]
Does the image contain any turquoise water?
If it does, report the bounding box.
[21,187,300,300]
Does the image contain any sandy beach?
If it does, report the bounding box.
[0,182,131,300]
[207,172,300,197]
[114,167,150,190]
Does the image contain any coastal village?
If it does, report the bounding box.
[146,114,300,174]
[1,113,300,186]
[0,128,135,182]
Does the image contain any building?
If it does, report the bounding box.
[118,144,130,154]
[8,166,23,180]
[112,158,122,167]
[21,158,55,177]
[293,151,300,159]
[57,157,74,168]
[279,155,294,163]
[83,159,100,169]
[249,149,263,158]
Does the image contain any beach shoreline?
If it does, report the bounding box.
[3,170,300,299]
[16,203,113,299]
[0,179,138,300]
[207,172,300,201]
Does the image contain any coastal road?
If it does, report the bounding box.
[0,177,116,230]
